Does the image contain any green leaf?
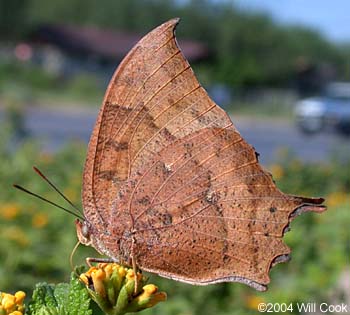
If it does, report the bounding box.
[53,283,69,315]
[28,283,58,315]
[27,272,93,315]
[67,272,92,315]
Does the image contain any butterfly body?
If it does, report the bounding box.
[76,18,326,291]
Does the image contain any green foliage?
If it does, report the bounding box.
[0,61,56,91]
[271,149,350,195]
[68,274,93,315]
[0,61,103,107]
[0,126,96,292]
[28,272,93,315]
[0,0,30,39]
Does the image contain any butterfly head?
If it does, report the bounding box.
[75,219,93,246]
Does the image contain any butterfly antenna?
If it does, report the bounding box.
[33,166,83,216]
[13,184,85,220]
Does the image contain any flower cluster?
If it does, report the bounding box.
[326,191,349,208]
[245,294,265,310]
[0,291,25,315]
[80,263,166,315]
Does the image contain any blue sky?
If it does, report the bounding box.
[233,0,350,43]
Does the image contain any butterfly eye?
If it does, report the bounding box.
[81,221,90,239]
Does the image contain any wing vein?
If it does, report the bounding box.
[147,145,250,207]
[130,95,202,167]
[93,24,176,183]
[157,184,284,208]
[134,203,213,233]
[196,214,287,225]
[146,242,252,265]
[110,49,182,142]
[152,158,258,208]
[129,128,231,221]
[148,135,244,207]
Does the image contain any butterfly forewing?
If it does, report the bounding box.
[83,18,232,221]
[82,18,326,291]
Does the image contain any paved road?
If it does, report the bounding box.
[16,107,350,165]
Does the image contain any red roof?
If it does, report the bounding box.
[33,24,208,62]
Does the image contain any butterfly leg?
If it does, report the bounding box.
[130,235,140,295]
[86,257,115,267]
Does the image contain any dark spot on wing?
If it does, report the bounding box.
[99,170,117,181]
[138,196,151,205]
[162,212,173,225]
[106,139,128,151]
[160,127,177,141]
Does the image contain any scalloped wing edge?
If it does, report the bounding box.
[141,200,325,292]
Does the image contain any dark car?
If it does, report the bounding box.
[295,82,350,134]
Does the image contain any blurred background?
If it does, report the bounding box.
[0,0,349,314]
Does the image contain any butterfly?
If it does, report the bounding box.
[75,18,326,291]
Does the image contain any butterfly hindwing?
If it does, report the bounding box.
[110,127,324,290]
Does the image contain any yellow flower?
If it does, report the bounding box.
[269,164,284,180]
[14,292,25,305]
[326,191,349,208]
[245,294,265,310]
[134,284,167,308]
[91,268,107,298]
[80,267,97,283]
[0,291,25,315]
[3,227,30,247]
[0,204,20,220]
[32,213,48,228]
[80,263,166,315]
[118,266,127,278]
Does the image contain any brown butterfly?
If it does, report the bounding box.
[75,18,326,291]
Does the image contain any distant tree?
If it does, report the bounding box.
[0,0,29,39]
[339,44,350,81]
[2,0,347,87]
